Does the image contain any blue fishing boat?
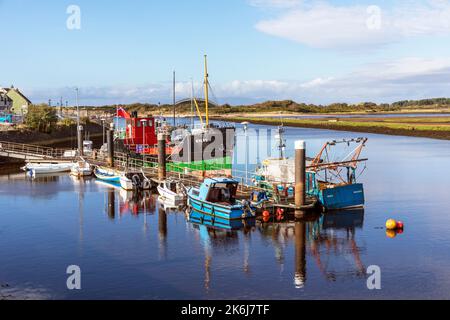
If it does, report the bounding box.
[254,134,368,211]
[94,166,121,184]
[305,138,368,211]
[306,172,365,210]
[187,178,256,224]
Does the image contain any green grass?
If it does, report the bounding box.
[221,117,450,139]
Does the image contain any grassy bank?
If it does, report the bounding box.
[0,122,104,148]
[215,116,450,140]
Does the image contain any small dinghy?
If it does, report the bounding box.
[157,179,187,204]
[94,166,120,184]
[70,160,93,177]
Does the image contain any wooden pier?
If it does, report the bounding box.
[0,140,319,215]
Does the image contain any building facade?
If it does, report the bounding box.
[5,87,32,115]
[0,88,12,112]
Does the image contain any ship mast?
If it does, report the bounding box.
[204,55,209,127]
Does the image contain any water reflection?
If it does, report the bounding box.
[0,170,369,298]
[97,182,367,291]
[187,209,366,290]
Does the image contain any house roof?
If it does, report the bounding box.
[5,87,32,104]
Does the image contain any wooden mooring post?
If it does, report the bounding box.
[158,133,167,181]
[295,140,306,219]
[107,128,115,168]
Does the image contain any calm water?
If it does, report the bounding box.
[247,113,450,119]
[1,124,450,300]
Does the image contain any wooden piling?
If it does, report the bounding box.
[158,133,167,181]
[295,140,306,219]
[107,129,114,168]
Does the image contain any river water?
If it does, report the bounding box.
[1,123,450,300]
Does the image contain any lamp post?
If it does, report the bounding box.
[75,87,83,156]
[101,118,106,145]
[140,119,147,163]
[242,122,249,186]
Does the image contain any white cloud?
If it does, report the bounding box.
[25,57,450,105]
[254,0,450,49]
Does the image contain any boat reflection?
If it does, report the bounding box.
[191,208,366,291]
[99,181,156,220]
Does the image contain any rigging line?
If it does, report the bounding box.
[341,144,362,163]
[207,82,219,106]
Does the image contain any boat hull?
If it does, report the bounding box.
[157,186,185,203]
[319,183,365,211]
[188,196,255,221]
[27,163,73,175]
[94,167,120,183]
[120,176,134,191]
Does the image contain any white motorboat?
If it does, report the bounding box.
[157,180,187,203]
[70,161,93,177]
[120,172,152,191]
[23,162,74,176]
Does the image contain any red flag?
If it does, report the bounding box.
[117,107,131,119]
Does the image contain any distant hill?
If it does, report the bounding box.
[59,98,450,116]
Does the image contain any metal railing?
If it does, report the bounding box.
[0,141,71,159]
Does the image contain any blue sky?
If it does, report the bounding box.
[2,0,450,105]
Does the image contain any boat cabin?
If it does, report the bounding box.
[196,178,239,205]
[124,116,157,149]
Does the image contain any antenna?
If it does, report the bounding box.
[173,70,176,127]
[204,55,209,127]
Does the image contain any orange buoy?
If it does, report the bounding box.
[386,230,397,239]
[263,210,270,218]
[386,219,397,230]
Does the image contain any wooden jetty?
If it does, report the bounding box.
[0,135,319,217]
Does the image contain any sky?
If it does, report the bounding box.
[1,0,450,106]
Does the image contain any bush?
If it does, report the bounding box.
[81,116,91,125]
[25,104,58,133]
[60,118,76,127]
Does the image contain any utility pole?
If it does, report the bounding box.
[76,87,83,156]
[173,70,176,127]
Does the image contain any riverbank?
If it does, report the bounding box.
[214,116,450,140]
[0,122,104,147]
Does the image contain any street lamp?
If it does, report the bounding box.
[241,122,249,186]
[140,119,147,163]
[101,118,106,145]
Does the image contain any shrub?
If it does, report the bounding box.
[25,104,58,133]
